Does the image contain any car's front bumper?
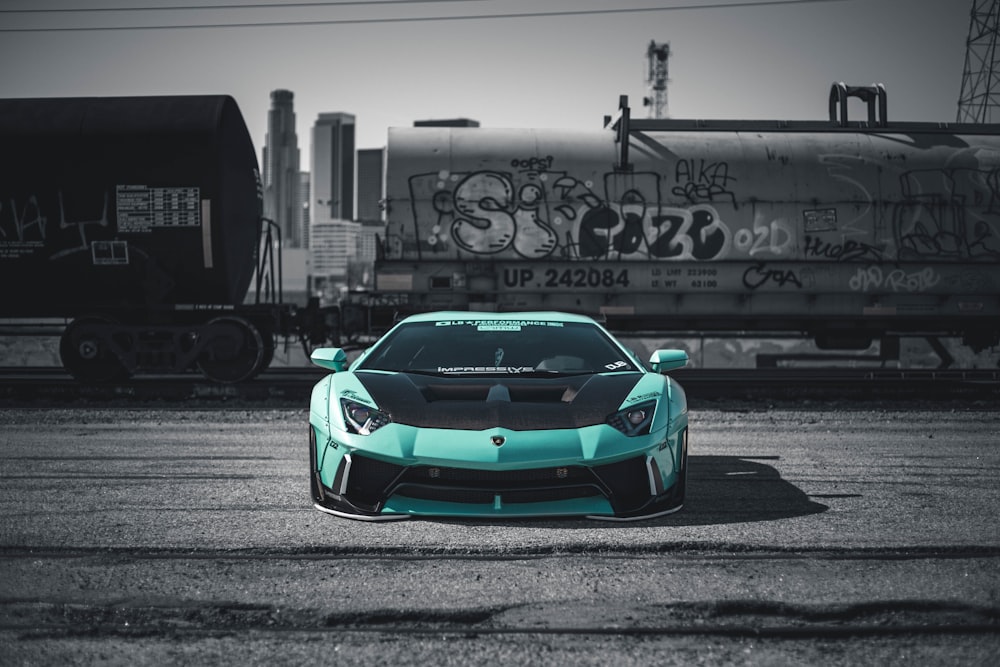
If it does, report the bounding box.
[310,422,687,521]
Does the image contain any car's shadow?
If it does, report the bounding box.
[434,455,829,528]
[666,455,829,526]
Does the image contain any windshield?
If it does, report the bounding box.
[358,319,639,375]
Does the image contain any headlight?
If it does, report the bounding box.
[607,400,656,437]
[340,398,391,435]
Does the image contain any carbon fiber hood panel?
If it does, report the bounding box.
[356,372,642,430]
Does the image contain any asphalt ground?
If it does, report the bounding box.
[0,405,998,665]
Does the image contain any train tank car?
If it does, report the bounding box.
[371,88,1000,353]
[0,96,280,382]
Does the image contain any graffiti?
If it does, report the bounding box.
[577,190,646,258]
[450,171,516,254]
[1,195,48,242]
[405,145,1000,265]
[644,205,730,260]
[410,168,734,261]
[817,153,879,236]
[671,159,737,206]
[1,189,117,265]
[733,216,795,257]
[803,235,884,262]
[742,262,803,290]
[895,166,1000,261]
[510,156,555,172]
[510,182,559,258]
[447,172,559,258]
[848,266,941,293]
[50,190,111,260]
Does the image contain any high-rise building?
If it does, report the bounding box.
[298,171,311,249]
[262,89,303,247]
[311,112,355,223]
[356,147,384,223]
[311,220,361,299]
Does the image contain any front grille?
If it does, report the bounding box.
[503,486,603,503]
[342,454,653,513]
[391,463,604,505]
[391,486,496,505]
[393,483,602,505]
[402,464,592,485]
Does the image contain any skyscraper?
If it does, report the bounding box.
[356,147,384,224]
[298,171,311,249]
[311,112,355,223]
[262,89,303,247]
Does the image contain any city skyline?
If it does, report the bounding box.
[0,0,971,166]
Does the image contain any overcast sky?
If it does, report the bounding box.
[0,0,973,163]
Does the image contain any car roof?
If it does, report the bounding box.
[397,311,601,325]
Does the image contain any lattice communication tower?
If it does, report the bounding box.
[643,41,671,119]
[957,0,1000,123]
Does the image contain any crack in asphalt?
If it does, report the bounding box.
[1,544,999,561]
[1,599,997,640]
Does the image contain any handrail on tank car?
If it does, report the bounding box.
[604,94,633,172]
[611,85,893,170]
[254,218,283,305]
[829,82,887,127]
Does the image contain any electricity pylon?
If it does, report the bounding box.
[957,0,1000,123]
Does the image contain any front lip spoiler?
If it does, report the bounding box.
[586,503,684,522]
[313,501,683,522]
[313,502,411,522]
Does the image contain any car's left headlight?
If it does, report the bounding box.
[340,398,391,435]
[606,400,656,437]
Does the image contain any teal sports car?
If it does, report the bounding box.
[308,312,689,521]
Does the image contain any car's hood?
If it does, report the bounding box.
[354,371,645,430]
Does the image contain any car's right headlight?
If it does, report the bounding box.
[340,398,391,435]
[606,400,656,437]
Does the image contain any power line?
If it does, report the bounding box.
[0,0,492,14]
[0,0,851,32]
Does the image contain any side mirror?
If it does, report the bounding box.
[649,349,688,373]
[311,347,348,373]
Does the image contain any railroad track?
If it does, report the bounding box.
[0,366,997,405]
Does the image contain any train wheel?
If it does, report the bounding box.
[196,316,265,383]
[59,316,130,383]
